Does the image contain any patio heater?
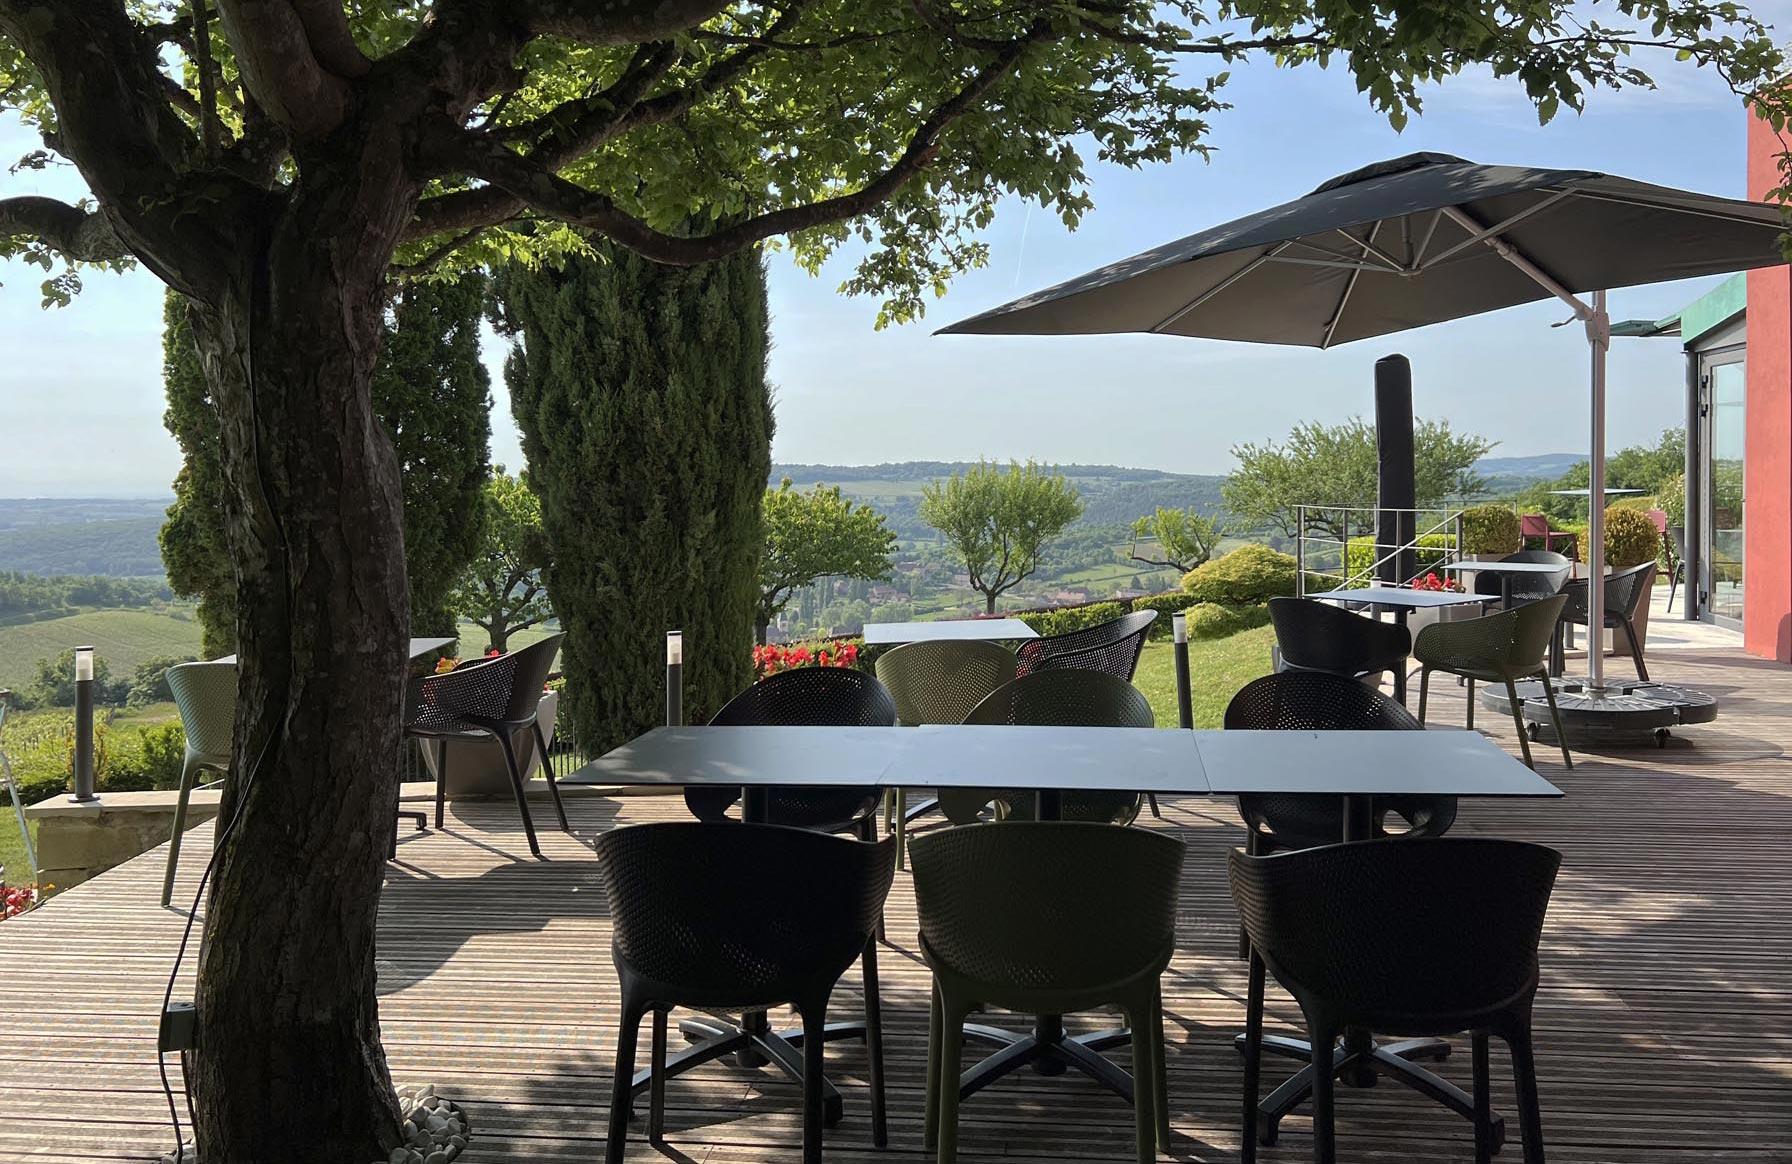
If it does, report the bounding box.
[665,631,683,727]
[70,646,97,803]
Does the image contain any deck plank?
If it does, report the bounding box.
[2,647,1790,1162]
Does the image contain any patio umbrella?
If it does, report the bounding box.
[940,152,1789,689]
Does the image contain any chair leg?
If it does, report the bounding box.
[1146,792,1163,820]
[934,994,968,1164]
[799,1000,829,1164]
[1538,675,1573,770]
[1417,667,1430,725]
[493,729,543,859]
[1472,1029,1493,1164]
[924,981,943,1152]
[534,721,571,832]
[1124,995,1156,1164]
[862,936,888,1148]
[1241,952,1266,1164]
[1504,678,1536,769]
[648,1007,669,1146]
[1620,618,1649,682]
[1310,1021,1337,1164]
[1549,623,1563,678]
[160,755,199,908]
[605,998,645,1164]
[1505,1017,1548,1164]
[1152,984,1170,1154]
[855,816,887,944]
[1667,570,1679,612]
[433,739,448,830]
[895,788,907,872]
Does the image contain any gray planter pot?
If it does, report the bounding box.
[422,689,558,799]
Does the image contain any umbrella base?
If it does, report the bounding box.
[1482,675,1718,747]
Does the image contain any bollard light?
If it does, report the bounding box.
[665,630,684,728]
[1171,615,1194,730]
[71,646,97,803]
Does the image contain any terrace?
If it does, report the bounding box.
[3,625,1787,1163]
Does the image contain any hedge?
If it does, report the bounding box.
[1016,601,1128,640]
[0,711,186,804]
[1342,533,1455,588]
[1184,602,1271,640]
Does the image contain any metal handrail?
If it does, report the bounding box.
[0,695,39,883]
[1294,505,1469,595]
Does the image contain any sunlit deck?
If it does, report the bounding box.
[2,640,1789,1163]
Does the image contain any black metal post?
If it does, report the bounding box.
[665,631,684,727]
[71,646,96,803]
[1375,355,1417,587]
[1172,613,1194,729]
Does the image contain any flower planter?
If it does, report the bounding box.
[422,690,558,799]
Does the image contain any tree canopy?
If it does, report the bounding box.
[921,460,1084,613]
[759,479,897,641]
[447,469,554,653]
[1224,417,1494,543]
[1129,505,1225,573]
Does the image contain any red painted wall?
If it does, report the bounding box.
[1745,108,1792,661]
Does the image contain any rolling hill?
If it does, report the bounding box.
[0,608,202,690]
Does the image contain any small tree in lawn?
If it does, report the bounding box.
[759,480,898,644]
[449,471,554,654]
[1129,507,1224,574]
[921,462,1083,615]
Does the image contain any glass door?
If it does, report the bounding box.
[1701,353,1746,627]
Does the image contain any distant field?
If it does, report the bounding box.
[0,609,203,689]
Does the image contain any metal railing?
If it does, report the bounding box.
[1294,505,1468,595]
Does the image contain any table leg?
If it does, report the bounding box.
[1502,576,1515,611]
[1393,608,1410,704]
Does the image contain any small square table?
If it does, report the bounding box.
[1435,560,1567,608]
[1304,588,1499,703]
[861,619,1038,645]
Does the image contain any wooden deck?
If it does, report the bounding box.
[2,646,1790,1163]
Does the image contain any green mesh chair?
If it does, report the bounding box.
[161,661,238,907]
[941,669,1154,826]
[912,822,1185,1164]
[875,640,1018,865]
[1412,594,1572,771]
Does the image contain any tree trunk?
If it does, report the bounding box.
[489,623,510,653]
[985,591,998,615]
[184,133,419,1162]
[756,617,769,646]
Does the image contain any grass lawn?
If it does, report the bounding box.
[0,609,203,690]
[0,812,36,887]
[1132,624,1277,728]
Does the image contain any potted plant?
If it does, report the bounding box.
[1459,505,1522,561]
[1577,507,1664,658]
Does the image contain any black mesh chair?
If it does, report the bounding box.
[1550,561,1655,682]
[1414,596,1572,771]
[942,669,1154,827]
[596,822,898,1164]
[1231,838,1561,1164]
[1473,550,1571,607]
[1015,609,1157,680]
[685,666,897,835]
[1268,597,1411,682]
[404,634,566,859]
[912,822,1185,1164]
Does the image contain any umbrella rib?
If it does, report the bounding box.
[1151,241,1292,333]
[1333,228,1406,273]
[1567,187,1786,228]
[1419,190,1574,270]
[1321,221,1378,348]
[1412,210,1444,267]
[1439,205,1590,319]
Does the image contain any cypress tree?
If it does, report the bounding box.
[159,278,492,652]
[497,242,772,755]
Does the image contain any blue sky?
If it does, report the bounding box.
[2,8,1788,497]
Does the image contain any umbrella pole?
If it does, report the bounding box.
[1587,291,1610,690]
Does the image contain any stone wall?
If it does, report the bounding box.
[25,791,221,889]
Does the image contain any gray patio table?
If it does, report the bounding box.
[1305,587,1498,703]
[566,723,1559,1133]
[1435,559,1570,610]
[1203,726,1563,1149]
[861,618,1039,645]
[213,636,455,664]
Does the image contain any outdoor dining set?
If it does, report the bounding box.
[148,599,1580,1164]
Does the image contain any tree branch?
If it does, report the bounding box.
[0,196,129,263]
[517,0,732,42]
[420,24,1041,262]
[214,0,353,139]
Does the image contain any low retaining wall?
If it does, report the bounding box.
[24,789,222,889]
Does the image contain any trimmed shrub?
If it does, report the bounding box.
[1017,601,1128,639]
[1341,533,1456,587]
[1578,507,1663,569]
[1181,545,1298,605]
[1131,592,1201,639]
[1460,506,1522,556]
[1184,602,1271,640]
[1657,473,1686,528]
